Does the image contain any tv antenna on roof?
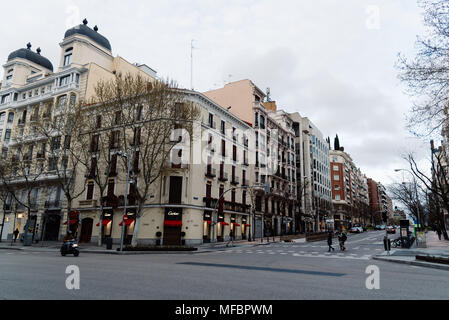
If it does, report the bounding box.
[190,39,196,90]
[266,87,271,102]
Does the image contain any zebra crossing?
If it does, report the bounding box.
[211,247,374,260]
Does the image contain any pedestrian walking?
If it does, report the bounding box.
[327,230,335,252]
[338,232,347,251]
[436,227,442,241]
[226,230,234,247]
[13,228,19,243]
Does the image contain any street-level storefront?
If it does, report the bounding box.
[119,210,136,245]
[216,213,225,242]
[96,210,113,241]
[230,214,239,239]
[63,211,80,236]
[42,210,61,241]
[163,207,182,245]
[203,211,212,243]
[80,217,93,243]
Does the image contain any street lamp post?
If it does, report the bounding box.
[117,150,132,252]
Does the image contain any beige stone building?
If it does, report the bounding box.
[204,80,297,237]
[0,20,257,246]
[0,19,155,242]
[73,89,255,246]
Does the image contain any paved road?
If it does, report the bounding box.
[1,231,448,299]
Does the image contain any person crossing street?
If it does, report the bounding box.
[327,230,335,252]
[338,231,347,251]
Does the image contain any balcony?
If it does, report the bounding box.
[78,199,97,207]
[241,179,249,187]
[102,195,119,208]
[218,171,228,182]
[205,167,216,178]
[17,119,26,126]
[164,160,189,170]
[230,176,240,185]
[45,200,61,209]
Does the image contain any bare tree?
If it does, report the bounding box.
[34,95,88,232]
[0,123,45,243]
[397,0,449,135]
[406,152,449,240]
[388,179,426,228]
[85,73,200,247]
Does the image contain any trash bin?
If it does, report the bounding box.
[106,237,113,250]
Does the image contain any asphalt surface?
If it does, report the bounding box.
[1,231,448,300]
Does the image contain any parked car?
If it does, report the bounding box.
[349,226,363,233]
[386,226,396,234]
[374,225,382,230]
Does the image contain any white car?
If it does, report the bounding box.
[349,226,363,233]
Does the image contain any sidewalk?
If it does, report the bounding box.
[0,236,284,255]
[373,231,449,271]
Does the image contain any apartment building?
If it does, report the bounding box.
[298,116,332,232]
[72,88,254,246]
[204,80,297,237]
[330,146,370,230]
[0,19,156,242]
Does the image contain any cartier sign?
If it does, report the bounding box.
[165,208,182,220]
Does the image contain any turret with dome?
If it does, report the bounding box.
[63,18,112,52]
[7,42,53,72]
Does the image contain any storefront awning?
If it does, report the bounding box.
[244,224,250,227]
[119,219,135,226]
[63,219,78,225]
[164,220,182,227]
[232,223,240,226]
[219,221,229,226]
[204,220,212,225]
[96,219,112,227]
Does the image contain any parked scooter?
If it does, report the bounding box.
[61,240,80,257]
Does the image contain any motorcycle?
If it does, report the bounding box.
[61,240,80,257]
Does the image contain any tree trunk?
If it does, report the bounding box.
[0,211,6,242]
[131,203,144,247]
[98,204,104,246]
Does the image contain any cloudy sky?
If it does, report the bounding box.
[1,0,434,186]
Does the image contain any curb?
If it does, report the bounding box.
[0,246,23,251]
[372,256,449,271]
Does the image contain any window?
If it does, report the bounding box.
[48,157,59,171]
[260,115,265,129]
[333,165,339,171]
[51,136,61,151]
[335,194,341,201]
[4,129,11,141]
[57,95,67,110]
[87,180,94,200]
[90,135,99,152]
[63,53,72,67]
[334,175,340,181]
[220,120,225,135]
[59,75,70,86]
[1,94,9,104]
[70,94,76,107]
[208,113,214,128]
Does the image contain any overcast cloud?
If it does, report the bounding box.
[0,0,434,185]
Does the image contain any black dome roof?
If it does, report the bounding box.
[7,48,54,71]
[64,24,112,51]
